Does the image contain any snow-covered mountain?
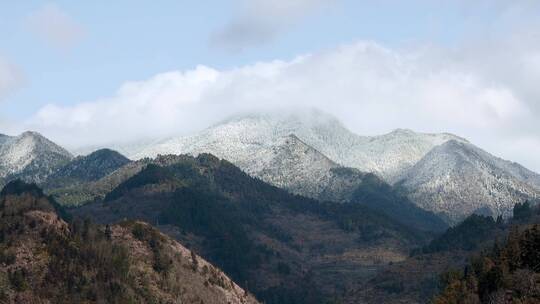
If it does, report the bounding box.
[397,140,540,224]
[133,120,367,201]
[132,110,540,223]
[6,110,538,225]
[250,134,368,202]
[0,131,73,184]
[133,110,465,182]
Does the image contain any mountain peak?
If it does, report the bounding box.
[45,148,131,188]
[20,130,43,138]
[0,131,73,183]
[133,110,474,183]
[399,138,540,224]
[433,139,470,153]
[389,128,415,135]
[85,148,128,161]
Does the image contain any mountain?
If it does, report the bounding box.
[0,180,259,304]
[397,140,540,224]
[133,110,465,183]
[45,154,197,206]
[134,126,372,203]
[131,110,540,224]
[44,148,131,188]
[8,111,538,228]
[42,149,132,205]
[351,173,448,232]
[0,131,72,184]
[72,153,431,304]
[240,134,370,202]
[50,149,446,232]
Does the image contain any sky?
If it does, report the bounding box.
[0,0,540,172]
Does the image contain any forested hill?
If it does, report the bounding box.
[434,202,540,303]
[0,180,259,304]
[73,153,432,304]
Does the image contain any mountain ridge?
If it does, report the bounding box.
[397,139,540,223]
[132,110,468,183]
[128,110,540,222]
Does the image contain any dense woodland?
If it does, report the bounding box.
[433,202,540,303]
[435,227,540,302]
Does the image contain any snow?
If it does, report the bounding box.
[131,109,540,222]
[3,110,539,224]
[399,140,540,224]
[0,131,73,182]
[133,109,466,182]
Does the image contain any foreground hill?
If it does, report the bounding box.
[0,180,258,304]
[0,131,72,185]
[72,154,433,303]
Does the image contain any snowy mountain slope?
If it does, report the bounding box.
[131,110,540,224]
[130,112,369,201]
[397,140,540,224]
[487,157,540,190]
[133,109,466,183]
[111,131,365,202]
[0,134,10,145]
[0,131,73,183]
[341,128,468,183]
[252,134,368,201]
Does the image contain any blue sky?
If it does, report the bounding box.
[1,1,540,171]
[0,0,502,118]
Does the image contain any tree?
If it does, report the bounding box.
[513,201,532,221]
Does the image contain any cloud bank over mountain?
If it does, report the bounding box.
[13,34,540,172]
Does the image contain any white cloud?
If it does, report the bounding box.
[211,0,335,50]
[26,3,84,50]
[18,37,540,173]
[0,57,23,102]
